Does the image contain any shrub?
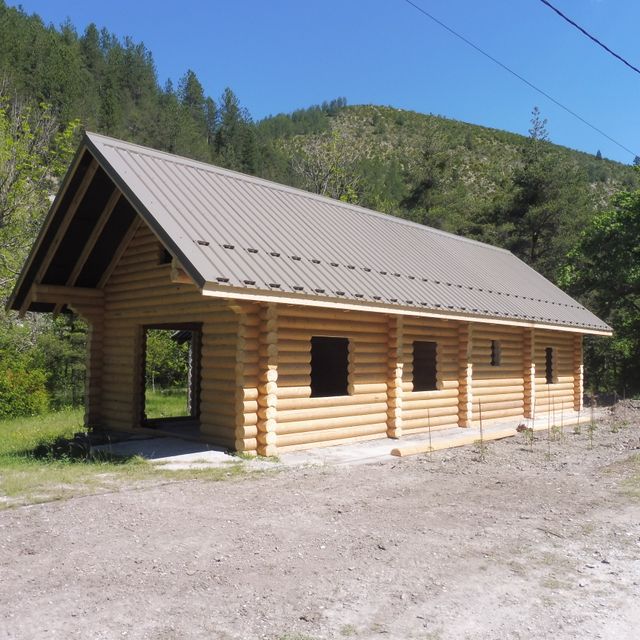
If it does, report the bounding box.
[0,366,49,419]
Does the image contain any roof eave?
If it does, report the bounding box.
[200,282,613,336]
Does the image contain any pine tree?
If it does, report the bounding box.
[215,88,256,172]
[488,107,590,278]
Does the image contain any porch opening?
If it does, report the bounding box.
[142,324,201,425]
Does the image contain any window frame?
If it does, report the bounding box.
[158,243,172,265]
[544,346,555,385]
[490,340,502,367]
[412,340,438,392]
[139,322,202,427]
[310,335,350,398]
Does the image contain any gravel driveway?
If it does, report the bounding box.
[1,405,639,640]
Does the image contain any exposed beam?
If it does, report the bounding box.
[7,145,89,313]
[19,158,99,316]
[31,283,104,305]
[97,217,141,288]
[33,158,98,282]
[17,290,33,319]
[53,187,122,316]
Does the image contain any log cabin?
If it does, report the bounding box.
[7,132,611,455]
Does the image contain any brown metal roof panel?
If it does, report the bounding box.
[84,132,610,333]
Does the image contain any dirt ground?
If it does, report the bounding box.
[1,403,639,640]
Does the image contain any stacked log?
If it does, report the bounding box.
[471,325,524,421]
[523,328,535,419]
[386,316,403,438]
[573,334,583,412]
[69,304,104,427]
[400,317,459,434]
[274,306,388,451]
[534,329,576,415]
[458,323,473,427]
[255,304,278,456]
[101,222,238,446]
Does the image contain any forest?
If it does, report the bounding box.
[0,0,638,419]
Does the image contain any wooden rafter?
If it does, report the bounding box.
[52,187,122,316]
[19,158,99,317]
[97,217,142,288]
[31,284,104,305]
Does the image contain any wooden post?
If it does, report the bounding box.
[573,334,583,412]
[457,323,473,427]
[256,303,278,456]
[523,328,536,419]
[386,315,403,439]
[231,306,258,453]
[69,303,104,428]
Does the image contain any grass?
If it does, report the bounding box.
[144,388,189,419]
[0,408,261,510]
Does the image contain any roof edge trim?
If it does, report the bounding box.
[201,283,613,336]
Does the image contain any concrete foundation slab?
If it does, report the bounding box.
[91,409,605,469]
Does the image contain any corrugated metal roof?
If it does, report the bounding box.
[84,131,609,333]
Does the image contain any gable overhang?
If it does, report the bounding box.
[6,135,205,315]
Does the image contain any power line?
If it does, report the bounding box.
[539,0,640,77]
[401,0,638,159]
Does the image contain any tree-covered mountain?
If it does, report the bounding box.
[0,0,637,410]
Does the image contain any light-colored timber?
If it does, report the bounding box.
[458,323,473,427]
[256,303,278,456]
[386,315,403,438]
[11,133,608,456]
[391,427,517,457]
[573,334,583,412]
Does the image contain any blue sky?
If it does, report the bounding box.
[9,0,640,163]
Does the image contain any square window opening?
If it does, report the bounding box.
[545,347,554,385]
[490,340,502,367]
[158,244,172,265]
[413,340,437,391]
[142,324,201,423]
[310,336,349,398]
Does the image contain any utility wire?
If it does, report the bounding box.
[539,0,640,77]
[401,0,638,159]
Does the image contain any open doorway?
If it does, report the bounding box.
[141,324,201,427]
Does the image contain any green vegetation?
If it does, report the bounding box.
[0,407,139,508]
[0,0,638,418]
[560,184,640,394]
[144,389,189,419]
[0,408,256,509]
